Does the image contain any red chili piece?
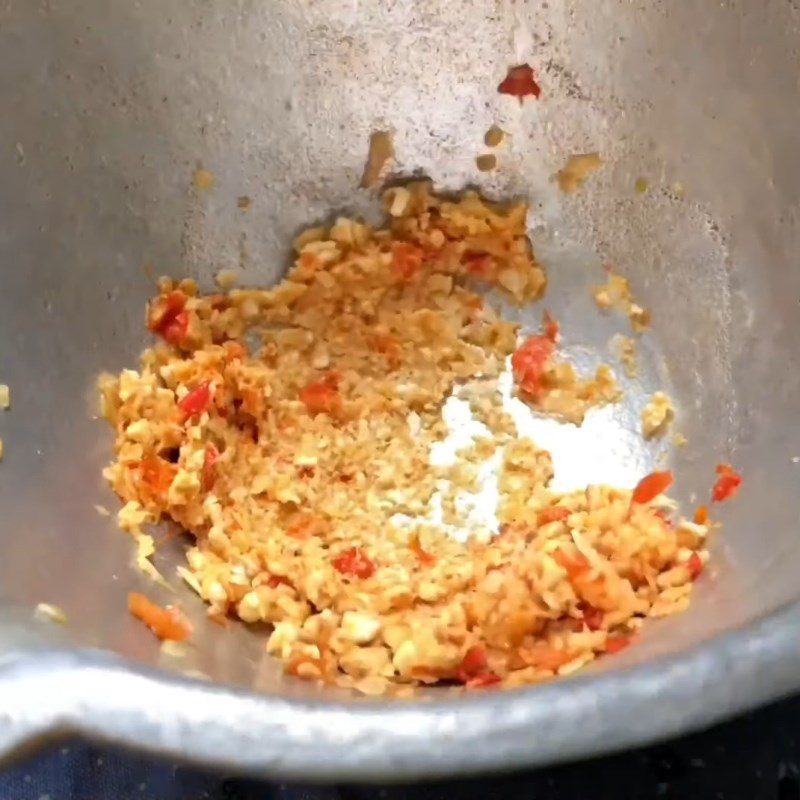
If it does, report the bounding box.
[178,381,212,422]
[712,463,742,503]
[466,672,502,689]
[580,604,604,631]
[688,552,704,579]
[148,291,190,346]
[631,470,674,504]
[203,443,219,491]
[498,64,541,102]
[456,645,501,688]
[391,242,424,281]
[332,547,375,579]
[300,372,341,416]
[511,335,554,397]
[537,506,570,526]
[605,636,631,654]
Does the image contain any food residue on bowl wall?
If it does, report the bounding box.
[484,125,505,148]
[642,391,675,439]
[476,153,497,172]
[556,153,604,194]
[193,168,215,191]
[593,269,651,333]
[360,130,395,189]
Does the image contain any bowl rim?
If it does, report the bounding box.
[1,599,799,782]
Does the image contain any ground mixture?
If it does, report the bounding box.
[100,182,712,694]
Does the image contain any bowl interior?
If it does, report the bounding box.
[1,0,799,701]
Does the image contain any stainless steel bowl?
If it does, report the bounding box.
[1,0,799,781]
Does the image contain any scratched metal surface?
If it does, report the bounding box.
[0,0,799,780]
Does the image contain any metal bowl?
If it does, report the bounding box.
[1,0,799,781]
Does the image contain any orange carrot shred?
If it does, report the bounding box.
[537,506,570,526]
[128,592,192,642]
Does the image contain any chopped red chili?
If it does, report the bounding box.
[604,635,631,654]
[465,672,502,689]
[688,552,704,579]
[456,645,500,687]
[148,291,190,346]
[332,547,375,579]
[409,533,436,566]
[202,443,219,491]
[553,549,591,579]
[511,335,554,398]
[631,470,674,504]
[537,506,570,526]
[654,509,674,529]
[139,456,177,498]
[498,63,541,101]
[457,645,488,679]
[711,463,742,503]
[580,603,604,631]
[300,372,341,416]
[391,242,424,281]
[464,252,493,278]
[178,381,212,422]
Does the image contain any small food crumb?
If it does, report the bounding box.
[94,504,111,517]
[215,270,238,290]
[35,603,67,625]
[193,169,215,190]
[237,195,252,210]
[0,438,4,461]
[182,669,210,682]
[673,432,688,447]
[556,153,603,194]
[593,269,651,333]
[497,63,541,101]
[135,533,169,586]
[642,392,675,439]
[628,304,650,334]
[0,384,9,409]
[612,335,638,378]
[476,153,497,172]
[484,125,505,147]
[160,640,189,659]
[635,177,649,194]
[360,130,395,189]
